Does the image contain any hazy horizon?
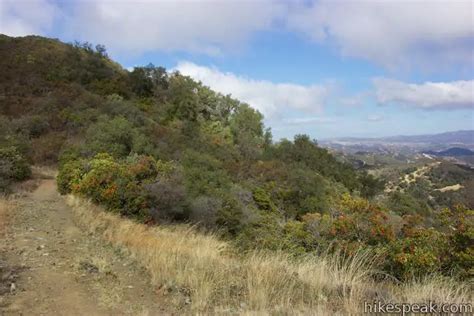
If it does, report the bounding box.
[318,129,474,141]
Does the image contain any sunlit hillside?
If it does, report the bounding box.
[1,19,472,314]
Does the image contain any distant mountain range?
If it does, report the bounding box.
[424,147,474,157]
[320,130,474,156]
[322,130,474,145]
[382,130,474,144]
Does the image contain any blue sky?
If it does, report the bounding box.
[1,0,473,140]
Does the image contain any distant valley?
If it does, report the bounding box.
[320,130,474,167]
[321,130,473,149]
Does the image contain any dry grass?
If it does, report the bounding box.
[66,195,472,314]
[10,179,41,193]
[398,275,472,305]
[0,197,15,236]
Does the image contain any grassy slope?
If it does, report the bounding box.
[67,195,472,314]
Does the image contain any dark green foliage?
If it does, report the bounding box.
[84,116,154,158]
[0,116,32,157]
[229,104,265,160]
[145,170,189,221]
[182,150,232,196]
[85,116,136,157]
[267,135,361,192]
[215,194,245,235]
[0,147,30,181]
[236,213,314,255]
[165,74,202,122]
[13,115,49,138]
[236,213,286,251]
[252,187,277,212]
[359,172,385,198]
[188,195,222,226]
[129,64,168,98]
[0,146,31,191]
[386,191,431,216]
[428,162,472,187]
[284,167,331,216]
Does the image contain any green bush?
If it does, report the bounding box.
[188,195,221,226]
[13,115,50,138]
[439,205,474,278]
[58,153,166,220]
[0,146,31,191]
[182,150,231,196]
[84,116,154,158]
[0,146,31,180]
[384,228,449,280]
[252,187,276,212]
[145,170,189,221]
[214,186,254,236]
[236,213,285,251]
[57,158,85,194]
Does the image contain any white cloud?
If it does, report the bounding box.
[0,0,59,36]
[283,117,336,125]
[64,0,286,55]
[175,61,330,117]
[287,0,474,69]
[367,114,383,122]
[373,78,474,110]
[2,0,472,71]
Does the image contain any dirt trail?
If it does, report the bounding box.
[435,183,464,192]
[402,162,440,185]
[385,161,441,193]
[1,179,169,315]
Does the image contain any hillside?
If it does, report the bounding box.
[0,35,127,115]
[424,147,474,157]
[0,35,472,313]
[3,173,471,314]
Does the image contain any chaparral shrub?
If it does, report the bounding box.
[0,146,31,191]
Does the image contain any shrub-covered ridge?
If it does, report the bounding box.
[0,34,472,282]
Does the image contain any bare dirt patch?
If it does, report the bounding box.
[435,184,464,192]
